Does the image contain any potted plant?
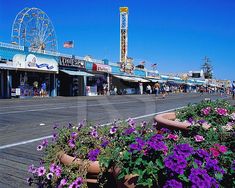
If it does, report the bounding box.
[27,121,118,187]
[27,103,235,187]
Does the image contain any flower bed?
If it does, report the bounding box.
[27,100,235,188]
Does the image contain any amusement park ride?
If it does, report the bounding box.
[119,7,135,74]
[11,7,57,52]
[10,6,134,73]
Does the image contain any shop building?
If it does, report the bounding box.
[0,42,58,98]
[58,56,94,96]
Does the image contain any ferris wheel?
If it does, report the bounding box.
[11,7,58,52]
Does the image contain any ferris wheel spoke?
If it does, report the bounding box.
[11,7,57,51]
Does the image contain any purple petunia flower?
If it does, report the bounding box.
[37,145,43,151]
[189,168,215,188]
[151,134,164,141]
[194,135,205,142]
[55,166,62,177]
[129,137,146,152]
[41,139,48,147]
[198,119,206,124]
[71,132,78,138]
[164,154,187,174]
[196,149,210,159]
[50,163,56,173]
[90,129,98,138]
[141,121,147,127]
[37,166,46,177]
[46,172,53,180]
[127,118,136,127]
[173,143,194,157]
[188,117,194,124]
[101,139,109,148]
[109,126,118,134]
[88,149,100,161]
[76,177,83,186]
[194,159,202,167]
[148,140,168,154]
[26,177,33,186]
[52,133,57,142]
[28,164,37,174]
[163,179,183,188]
[124,127,136,135]
[68,139,76,148]
[69,181,79,188]
[59,178,67,186]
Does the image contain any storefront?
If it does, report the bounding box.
[59,56,94,96]
[10,53,58,98]
[86,63,112,95]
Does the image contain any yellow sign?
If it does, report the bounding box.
[120,7,128,13]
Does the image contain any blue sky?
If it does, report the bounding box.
[0,0,235,80]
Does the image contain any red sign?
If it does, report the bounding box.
[92,63,112,73]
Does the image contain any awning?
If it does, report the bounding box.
[61,70,94,76]
[113,75,149,82]
[113,75,137,82]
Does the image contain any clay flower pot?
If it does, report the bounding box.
[57,151,100,184]
[112,167,140,188]
[154,112,190,131]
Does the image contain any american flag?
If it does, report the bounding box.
[151,63,157,67]
[63,41,74,48]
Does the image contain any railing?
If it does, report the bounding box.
[0,42,24,51]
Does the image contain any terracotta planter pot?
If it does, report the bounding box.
[58,151,100,184]
[154,112,190,131]
[112,167,139,188]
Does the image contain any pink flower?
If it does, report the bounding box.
[167,134,179,141]
[194,135,205,142]
[216,108,228,116]
[37,166,46,176]
[202,122,211,130]
[215,144,227,153]
[50,163,57,173]
[209,148,220,157]
[218,145,227,153]
[201,107,211,116]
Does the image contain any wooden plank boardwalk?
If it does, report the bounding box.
[0,142,42,188]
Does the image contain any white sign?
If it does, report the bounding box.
[13,54,58,72]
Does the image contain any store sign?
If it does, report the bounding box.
[92,63,111,73]
[147,71,160,79]
[60,56,85,69]
[13,54,58,72]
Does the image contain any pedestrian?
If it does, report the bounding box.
[232,81,235,100]
[146,84,151,95]
[114,86,117,95]
[139,82,143,95]
[154,82,160,96]
[162,83,166,99]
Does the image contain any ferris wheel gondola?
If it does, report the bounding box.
[11,7,58,52]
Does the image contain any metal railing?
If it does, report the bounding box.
[0,42,24,51]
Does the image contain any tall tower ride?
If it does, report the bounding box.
[120,7,128,63]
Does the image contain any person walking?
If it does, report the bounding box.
[139,82,143,95]
[114,86,117,95]
[146,84,151,95]
[154,82,160,96]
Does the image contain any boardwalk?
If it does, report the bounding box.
[0,93,231,187]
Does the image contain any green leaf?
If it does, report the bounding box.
[178,174,189,182]
[156,158,164,169]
